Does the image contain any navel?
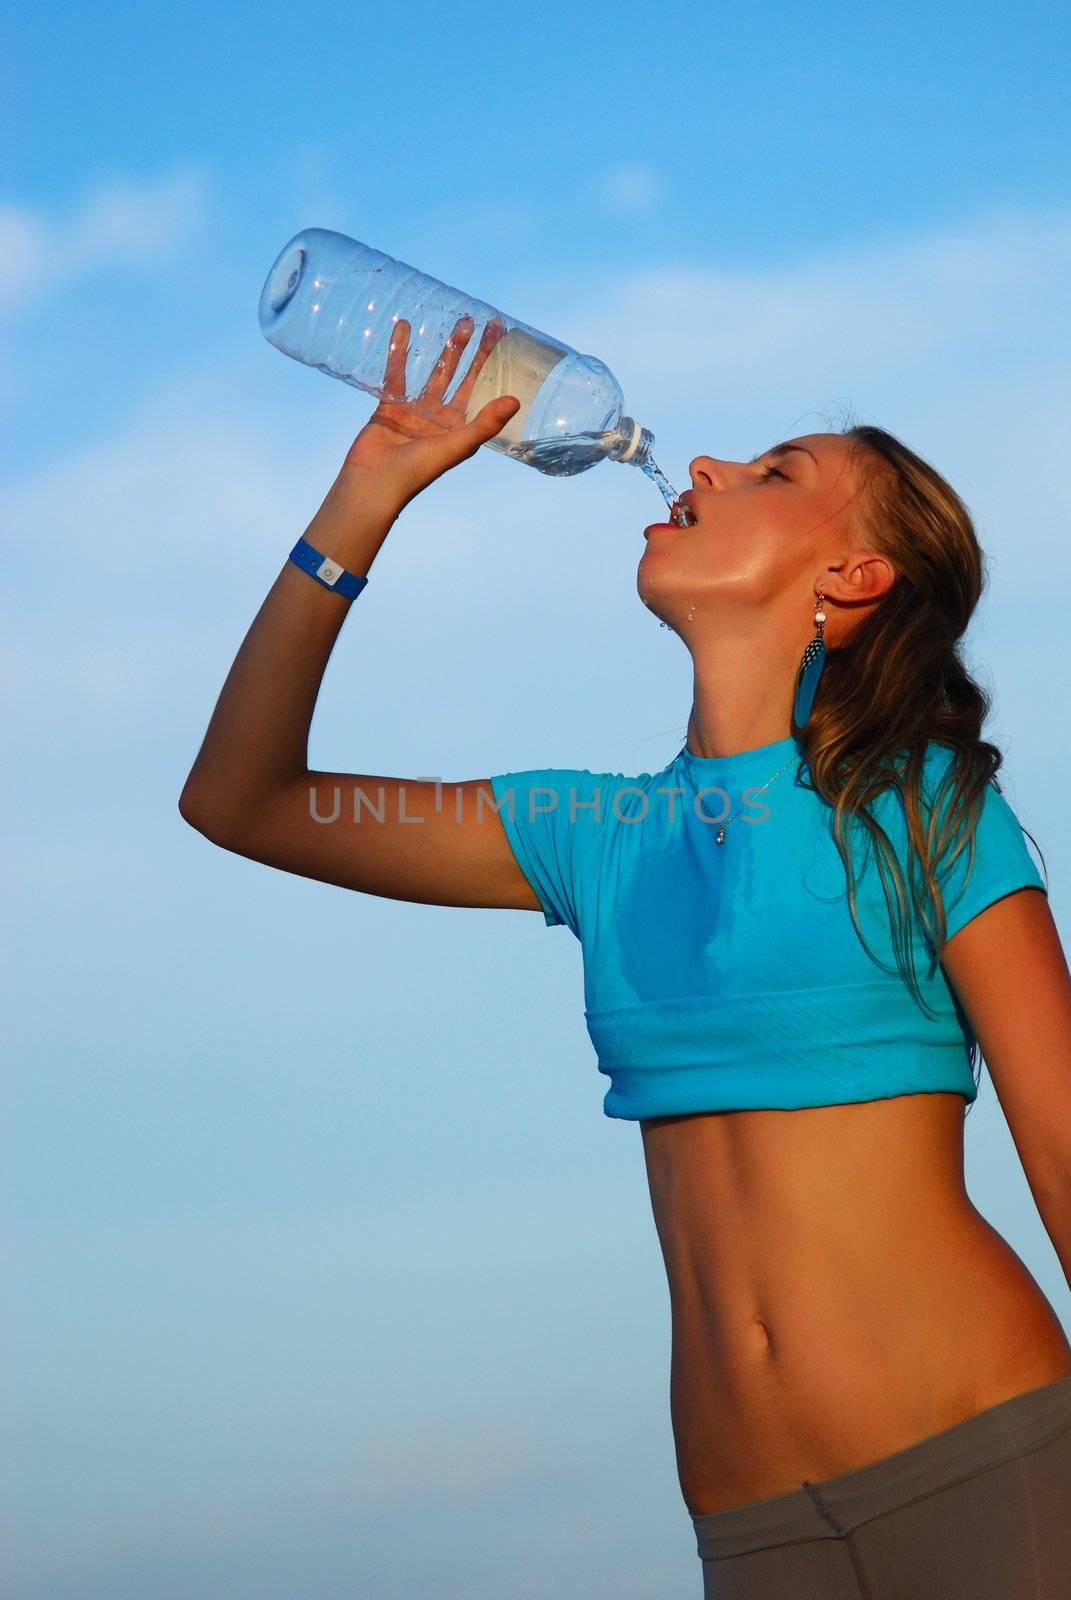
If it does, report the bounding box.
[751,1315,775,1355]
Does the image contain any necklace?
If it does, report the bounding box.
[712,750,798,845]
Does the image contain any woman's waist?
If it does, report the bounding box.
[662,1199,1071,1444]
[665,1208,1071,1513]
[656,1187,1065,1342]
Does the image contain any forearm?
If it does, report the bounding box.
[1032,1174,1071,1297]
[178,468,396,836]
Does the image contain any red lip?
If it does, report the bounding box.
[643,489,698,538]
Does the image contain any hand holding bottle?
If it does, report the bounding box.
[335,314,521,519]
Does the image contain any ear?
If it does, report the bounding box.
[823,551,896,606]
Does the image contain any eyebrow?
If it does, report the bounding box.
[750,443,819,469]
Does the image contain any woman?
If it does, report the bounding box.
[180,314,1071,1597]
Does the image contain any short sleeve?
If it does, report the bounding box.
[925,749,1047,944]
[487,768,611,936]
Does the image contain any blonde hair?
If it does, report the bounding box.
[795,424,1044,1109]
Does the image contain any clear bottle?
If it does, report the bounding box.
[258,227,655,478]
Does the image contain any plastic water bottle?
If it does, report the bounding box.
[257,227,658,480]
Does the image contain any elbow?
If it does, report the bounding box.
[178,784,241,849]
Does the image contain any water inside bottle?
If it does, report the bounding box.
[505,431,621,476]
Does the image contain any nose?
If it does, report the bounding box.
[689,454,743,490]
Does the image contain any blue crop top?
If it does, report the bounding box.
[488,735,1046,1120]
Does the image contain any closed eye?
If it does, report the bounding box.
[759,463,789,481]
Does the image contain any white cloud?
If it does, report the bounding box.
[0,163,211,316]
[595,162,664,212]
[557,202,1071,408]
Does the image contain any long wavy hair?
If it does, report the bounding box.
[796,423,1045,1109]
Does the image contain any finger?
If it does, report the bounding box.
[417,315,475,405]
[382,318,410,401]
[438,395,522,468]
[404,394,520,486]
[471,393,520,436]
[452,318,508,413]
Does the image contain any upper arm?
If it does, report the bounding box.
[930,761,1047,946]
[928,752,1071,1194]
[179,768,545,914]
[941,886,1071,1200]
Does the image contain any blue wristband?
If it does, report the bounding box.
[288,535,369,600]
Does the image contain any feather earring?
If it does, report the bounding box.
[792,588,827,730]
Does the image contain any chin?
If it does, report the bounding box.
[637,548,681,585]
[637,555,693,607]
[636,587,682,632]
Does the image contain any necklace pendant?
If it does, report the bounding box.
[715,824,726,846]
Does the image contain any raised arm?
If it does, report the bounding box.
[178,314,542,915]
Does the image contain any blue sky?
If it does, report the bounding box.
[6,3,1071,1596]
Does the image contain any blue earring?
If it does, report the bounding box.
[792,589,827,729]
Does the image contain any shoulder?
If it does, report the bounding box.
[918,743,1045,928]
[915,741,1031,832]
[484,760,669,935]
[488,764,655,804]
[487,763,671,836]
[917,740,974,799]
[861,741,1038,869]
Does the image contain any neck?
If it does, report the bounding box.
[684,612,804,759]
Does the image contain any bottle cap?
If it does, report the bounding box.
[617,417,644,461]
[606,416,649,464]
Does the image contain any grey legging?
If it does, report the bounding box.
[691,1371,1071,1598]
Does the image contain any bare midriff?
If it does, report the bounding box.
[639,1091,1071,1517]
